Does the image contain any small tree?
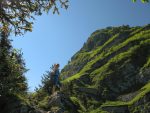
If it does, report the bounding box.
[40,65,55,95]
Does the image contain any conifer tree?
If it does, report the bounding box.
[0,29,28,95]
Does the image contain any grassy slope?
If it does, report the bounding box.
[89,81,150,112]
[100,81,150,107]
[61,25,149,81]
[90,49,150,112]
[61,26,135,79]
[60,25,150,112]
[63,29,150,83]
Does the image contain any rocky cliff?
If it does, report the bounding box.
[59,24,150,113]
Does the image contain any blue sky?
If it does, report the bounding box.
[11,0,150,92]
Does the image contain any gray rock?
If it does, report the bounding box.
[48,92,63,107]
[102,105,129,113]
[20,105,29,113]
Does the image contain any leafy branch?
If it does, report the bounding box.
[0,0,69,36]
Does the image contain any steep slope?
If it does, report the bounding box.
[61,25,149,79]
[33,24,150,113]
[60,24,150,113]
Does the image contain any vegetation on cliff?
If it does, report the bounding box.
[33,24,150,113]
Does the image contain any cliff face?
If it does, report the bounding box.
[60,24,150,113]
[61,25,149,79]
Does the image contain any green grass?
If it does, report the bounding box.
[91,45,139,82]
[70,96,86,112]
[143,57,150,68]
[61,26,150,113]
[61,52,90,79]
[99,82,150,108]
[62,73,80,83]
[93,39,150,89]
[63,30,150,83]
[90,108,109,113]
[63,39,150,111]
[128,82,150,105]
[130,27,143,36]
[101,101,128,107]
[90,33,120,58]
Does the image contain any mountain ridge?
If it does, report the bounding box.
[58,24,150,113]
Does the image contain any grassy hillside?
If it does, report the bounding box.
[59,24,150,113]
[32,24,150,113]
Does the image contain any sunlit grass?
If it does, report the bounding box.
[63,30,150,83]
